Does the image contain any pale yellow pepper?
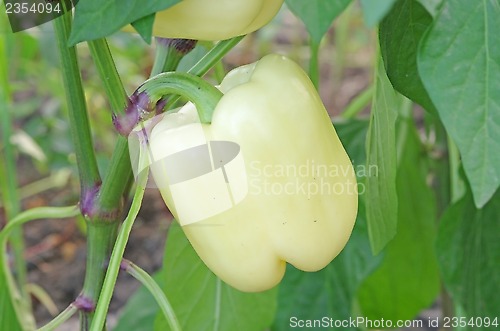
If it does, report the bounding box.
[142,55,358,292]
[128,0,284,40]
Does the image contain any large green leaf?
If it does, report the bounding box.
[380,0,436,114]
[436,190,500,325]
[364,58,399,254]
[285,0,352,43]
[113,275,161,331]
[358,116,440,322]
[418,0,500,207]
[69,0,180,45]
[154,223,277,331]
[0,262,23,331]
[359,0,397,26]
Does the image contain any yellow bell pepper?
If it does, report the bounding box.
[136,54,358,292]
[129,0,284,40]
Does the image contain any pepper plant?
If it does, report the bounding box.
[1,0,499,331]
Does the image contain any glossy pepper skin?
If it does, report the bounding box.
[147,55,358,292]
[142,0,283,40]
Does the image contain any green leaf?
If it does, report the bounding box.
[69,0,180,45]
[359,0,397,26]
[273,201,383,331]
[417,0,443,17]
[285,0,352,43]
[113,276,161,331]
[334,118,370,168]
[418,0,500,207]
[131,13,155,44]
[436,190,500,324]
[380,0,436,114]
[358,117,440,322]
[364,57,399,254]
[154,223,277,331]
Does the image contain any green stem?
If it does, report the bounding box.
[53,7,101,195]
[341,85,374,119]
[87,39,128,113]
[138,72,223,123]
[164,36,245,111]
[123,259,181,331]
[213,60,226,84]
[188,36,245,76]
[1,206,80,250]
[309,39,320,89]
[25,283,58,316]
[37,304,78,331]
[152,38,197,77]
[90,171,149,331]
[332,2,353,85]
[87,37,132,214]
[0,26,30,313]
[79,222,119,307]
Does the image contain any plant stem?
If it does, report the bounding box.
[332,2,353,86]
[341,85,374,119]
[164,35,245,110]
[37,304,78,331]
[87,37,133,214]
[90,171,148,331]
[309,39,321,89]
[122,259,181,331]
[53,7,101,197]
[447,136,464,203]
[87,39,128,113]
[188,36,245,76]
[79,222,119,307]
[152,38,197,76]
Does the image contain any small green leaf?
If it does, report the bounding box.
[358,118,440,321]
[359,0,397,26]
[69,0,180,45]
[418,0,500,207]
[380,0,436,114]
[131,13,156,44]
[436,189,500,324]
[285,0,352,43]
[365,57,399,254]
[155,223,277,331]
